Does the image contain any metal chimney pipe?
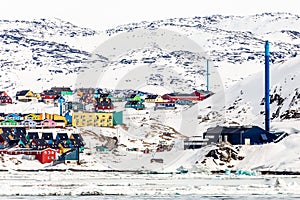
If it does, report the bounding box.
[265,41,270,132]
[206,60,209,92]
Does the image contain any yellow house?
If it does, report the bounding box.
[24,113,43,120]
[16,90,37,102]
[45,113,67,125]
[154,96,167,103]
[72,112,113,127]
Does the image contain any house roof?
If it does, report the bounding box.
[0,131,11,142]
[16,90,30,96]
[51,87,72,92]
[70,133,84,141]
[24,113,38,118]
[1,127,13,134]
[125,100,143,106]
[41,132,54,140]
[56,133,69,140]
[167,93,198,97]
[27,132,40,139]
[2,119,18,123]
[146,95,158,99]
[205,125,268,136]
[43,90,59,96]
[5,113,21,118]
[31,139,48,147]
[12,127,27,138]
[70,139,84,147]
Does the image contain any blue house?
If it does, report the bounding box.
[5,113,22,121]
[21,119,38,127]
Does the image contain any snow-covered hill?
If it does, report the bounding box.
[1,12,300,95]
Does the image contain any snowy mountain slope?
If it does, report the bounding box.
[196,55,300,130]
[1,12,300,96]
[0,18,107,94]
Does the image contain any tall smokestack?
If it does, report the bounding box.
[265,41,270,132]
[206,60,209,92]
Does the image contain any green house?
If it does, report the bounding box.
[1,119,18,126]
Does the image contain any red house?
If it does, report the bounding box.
[41,90,59,103]
[35,148,58,164]
[0,96,12,104]
[0,91,12,104]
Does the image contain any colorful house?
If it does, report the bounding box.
[41,90,59,104]
[72,112,113,127]
[35,148,58,164]
[16,90,36,102]
[1,119,18,126]
[0,92,12,104]
[45,113,67,126]
[0,96,12,104]
[24,113,43,121]
[5,113,22,121]
[40,119,57,128]
[21,119,38,127]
